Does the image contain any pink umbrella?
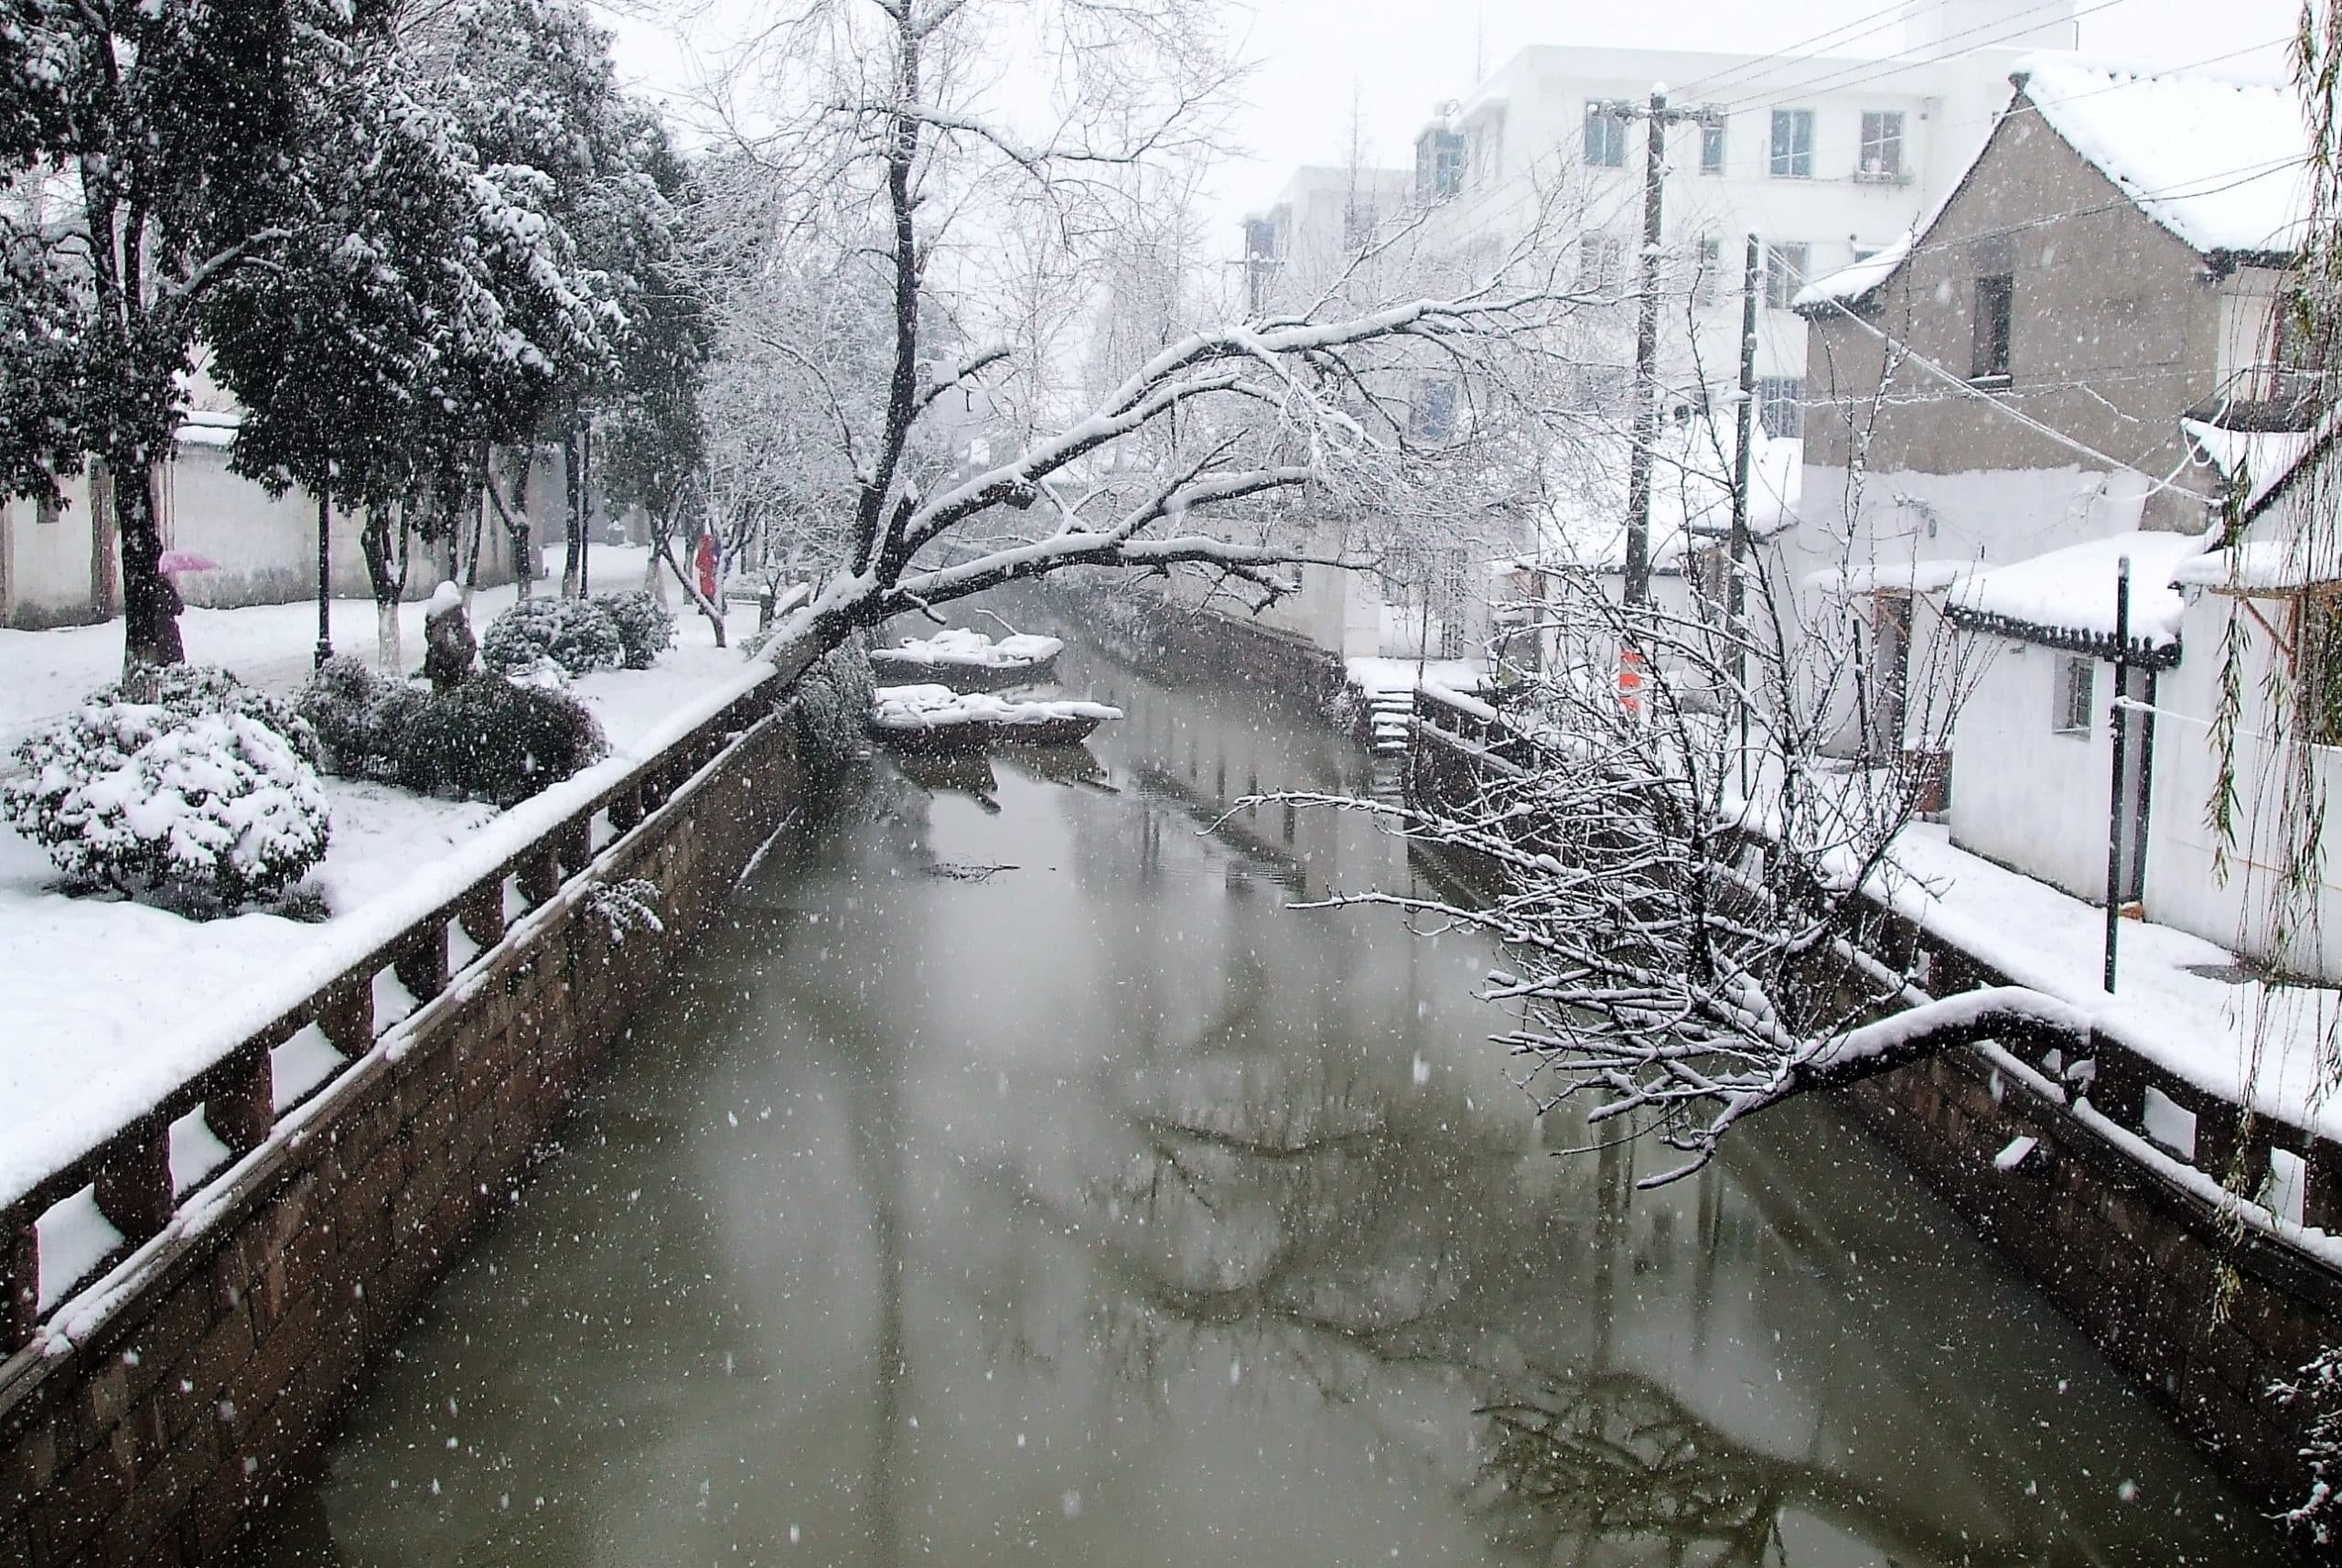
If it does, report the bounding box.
[156,550,218,575]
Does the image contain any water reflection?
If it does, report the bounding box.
[252,642,2283,1568]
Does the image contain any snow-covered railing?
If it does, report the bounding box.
[1412,683,1538,771]
[1407,703,2342,1273]
[0,647,814,1354]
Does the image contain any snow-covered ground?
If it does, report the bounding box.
[1886,821,2342,1145]
[0,543,765,1208]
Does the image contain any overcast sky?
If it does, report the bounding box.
[598,0,2303,259]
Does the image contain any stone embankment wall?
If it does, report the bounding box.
[0,651,817,1566]
[1400,682,2342,1551]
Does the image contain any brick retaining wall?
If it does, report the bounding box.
[0,672,814,1566]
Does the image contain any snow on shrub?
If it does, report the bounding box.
[4,698,329,909]
[297,657,427,780]
[790,639,874,769]
[592,589,677,670]
[396,675,607,807]
[113,662,324,769]
[481,596,625,680]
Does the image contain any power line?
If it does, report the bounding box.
[1663,0,1931,102]
[1707,0,2126,115]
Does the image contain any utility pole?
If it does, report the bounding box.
[1597,87,1712,607]
[1729,232,1759,797]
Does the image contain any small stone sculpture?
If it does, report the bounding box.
[423,581,477,693]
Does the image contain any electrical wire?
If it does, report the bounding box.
[1705,0,2126,115]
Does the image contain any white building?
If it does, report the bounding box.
[1407,0,2079,438]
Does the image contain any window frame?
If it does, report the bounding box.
[1762,242,1809,310]
[1695,234,1723,307]
[1972,272,2014,384]
[1585,103,1628,169]
[1857,110,1906,180]
[1756,376,1805,439]
[1699,112,1726,175]
[2055,655,2096,736]
[1768,108,1814,178]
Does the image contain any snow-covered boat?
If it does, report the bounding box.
[868,683,1121,753]
[866,628,1063,691]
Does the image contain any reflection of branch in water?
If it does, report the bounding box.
[969,1059,2059,1568]
[1474,1372,2046,1568]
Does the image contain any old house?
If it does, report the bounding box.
[1787,56,2310,908]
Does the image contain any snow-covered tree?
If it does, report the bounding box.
[205,16,614,671]
[1,0,428,668]
[1257,549,2059,1186]
[688,0,1603,660]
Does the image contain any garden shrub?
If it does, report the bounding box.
[481,596,624,679]
[4,694,330,910]
[396,675,607,807]
[113,662,323,769]
[592,589,677,670]
[296,657,427,780]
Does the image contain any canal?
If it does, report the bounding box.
[252,635,2289,1565]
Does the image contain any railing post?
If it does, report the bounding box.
[317,979,374,1054]
[94,1122,173,1245]
[520,848,563,909]
[607,786,644,836]
[459,881,507,951]
[2,1211,36,1349]
[394,922,450,1004]
[207,1041,274,1156]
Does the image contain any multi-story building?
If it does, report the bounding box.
[1404,0,2081,440]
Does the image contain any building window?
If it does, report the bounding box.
[1416,127,1465,201]
[1756,377,1804,438]
[1242,216,1278,263]
[1699,112,1726,175]
[1695,234,1722,306]
[1858,111,1905,180]
[35,493,58,527]
[1412,380,1458,442]
[1972,273,2014,382]
[1762,242,1809,309]
[1768,109,1814,177]
[1579,232,1626,291]
[2056,656,2095,735]
[1585,103,1628,168]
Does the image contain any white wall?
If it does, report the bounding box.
[1947,636,2124,899]
[2144,582,2342,982]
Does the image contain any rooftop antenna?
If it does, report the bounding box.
[1473,5,1486,88]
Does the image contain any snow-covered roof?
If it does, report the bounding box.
[1803,558,1982,596]
[1798,55,2310,316]
[2015,55,2312,263]
[2174,535,2342,592]
[2181,418,2318,514]
[1796,235,1913,312]
[1944,528,2213,660]
[174,409,242,449]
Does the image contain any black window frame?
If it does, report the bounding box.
[1972,273,2014,383]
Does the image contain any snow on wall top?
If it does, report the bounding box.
[1945,528,2211,645]
[1796,234,1913,310]
[2014,55,2312,260]
[2181,418,2318,515]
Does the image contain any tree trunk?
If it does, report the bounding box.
[653,527,725,649]
[561,424,583,598]
[510,451,535,601]
[360,507,408,673]
[113,446,179,672]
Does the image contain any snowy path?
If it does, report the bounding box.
[1886,821,2342,1142]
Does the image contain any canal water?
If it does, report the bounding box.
[252,638,2291,1566]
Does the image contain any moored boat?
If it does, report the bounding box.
[868,683,1122,753]
[867,628,1063,691]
